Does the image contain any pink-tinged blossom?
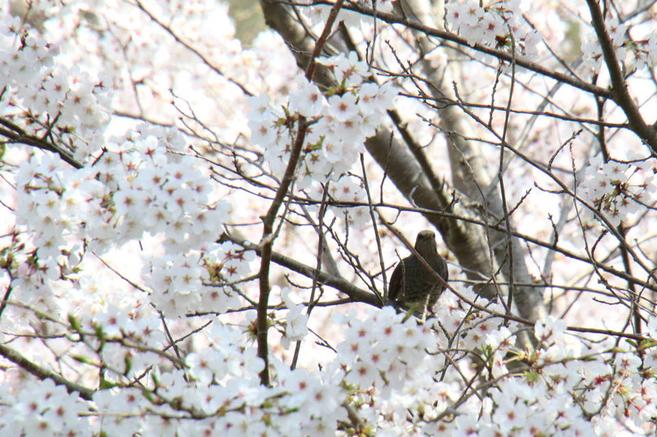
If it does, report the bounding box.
[281,288,309,347]
[4,379,90,436]
[579,158,656,227]
[289,78,326,117]
[336,307,434,392]
[328,51,369,86]
[328,92,359,122]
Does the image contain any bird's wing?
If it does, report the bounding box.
[388,262,403,302]
[440,256,448,285]
[427,255,448,284]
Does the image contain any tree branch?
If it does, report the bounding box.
[0,343,94,401]
[256,0,345,386]
[0,118,82,168]
[584,0,657,152]
[309,0,612,98]
[223,232,380,306]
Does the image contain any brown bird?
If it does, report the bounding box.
[388,230,448,314]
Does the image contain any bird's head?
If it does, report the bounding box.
[417,230,435,241]
[415,230,437,254]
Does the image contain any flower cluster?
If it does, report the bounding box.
[0,16,51,90]
[0,379,90,436]
[88,304,167,380]
[205,241,256,284]
[430,287,516,378]
[581,16,657,74]
[336,306,434,393]
[97,126,229,253]
[578,157,656,227]
[445,0,541,55]
[14,153,107,270]
[280,288,309,348]
[185,322,264,385]
[12,124,238,318]
[324,175,370,227]
[248,52,397,187]
[327,293,656,436]
[0,16,110,161]
[146,241,250,318]
[147,252,208,318]
[581,17,627,74]
[425,310,657,436]
[90,321,348,436]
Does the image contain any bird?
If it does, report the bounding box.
[388,230,448,314]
